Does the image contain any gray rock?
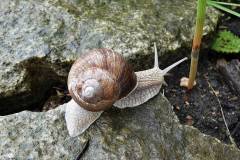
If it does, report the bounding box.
[0,94,239,160]
[0,0,219,114]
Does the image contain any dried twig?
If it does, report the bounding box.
[204,75,237,147]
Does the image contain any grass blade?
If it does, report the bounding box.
[207,1,240,17]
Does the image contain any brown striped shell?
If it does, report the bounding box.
[68,49,137,112]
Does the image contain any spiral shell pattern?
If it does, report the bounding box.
[68,49,137,112]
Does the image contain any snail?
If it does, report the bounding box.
[65,43,187,137]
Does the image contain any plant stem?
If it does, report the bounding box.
[188,0,207,89]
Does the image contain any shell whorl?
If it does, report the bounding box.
[68,49,137,112]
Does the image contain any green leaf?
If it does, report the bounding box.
[207,1,240,17]
[208,1,240,7]
[211,30,240,54]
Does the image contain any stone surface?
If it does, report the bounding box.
[0,94,239,160]
[217,59,240,96]
[0,0,219,114]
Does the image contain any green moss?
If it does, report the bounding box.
[211,30,240,54]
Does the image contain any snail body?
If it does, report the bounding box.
[65,43,187,137]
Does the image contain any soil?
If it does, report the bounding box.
[164,12,240,147]
[164,52,240,148]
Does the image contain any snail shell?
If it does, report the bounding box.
[68,48,137,112]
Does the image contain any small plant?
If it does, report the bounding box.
[211,30,240,53]
[186,0,207,89]
[184,0,240,89]
[181,0,240,147]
